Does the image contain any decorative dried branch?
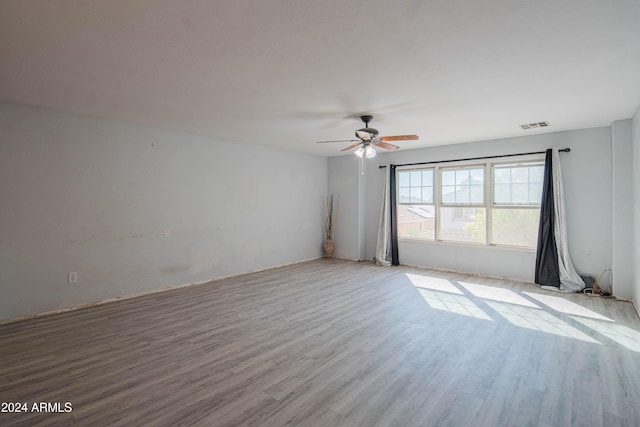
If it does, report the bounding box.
[324,193,338,240]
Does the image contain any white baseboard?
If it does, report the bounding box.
[0,257,322,325]
[398,261,535,285]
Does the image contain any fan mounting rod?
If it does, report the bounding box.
[357,115,378,140]
[360,115,373,125]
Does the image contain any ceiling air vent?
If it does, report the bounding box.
[520,121,550,130]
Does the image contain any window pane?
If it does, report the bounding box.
[455,169,470,185]
[470,168,484,183]
[470,184,484,204]
[455,185,470,203]
[494,168,510,183]
[399,171,410,187]
[440,207,485,243]
[410,187,422,203]
[511,183,528,204]
[495,183,510,204]
[398,205,435,240]
[441,167,484,205]
[492,208,540,247]
[422,170,433,186]
[410,171,422,187]
[398,169,434,204]
[511,167,529,183]
[442,170,455,186]
[442,185,456,203]
[529,182,542,203]
[399,188,411,203]
[493,163,543,206]
[529,165,544,183]
[422,187,433,204]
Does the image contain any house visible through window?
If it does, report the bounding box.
[398,169,435,239]
[397,158,544,248]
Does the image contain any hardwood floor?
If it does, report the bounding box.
[1,259,639,426]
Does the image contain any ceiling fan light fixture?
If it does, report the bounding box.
[365,145,376,158]
[354,146,365,158]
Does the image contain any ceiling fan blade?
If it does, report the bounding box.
[341,142,362,152]
[376,141,400,150]
[316,139,359,144]
[379,134,419,142]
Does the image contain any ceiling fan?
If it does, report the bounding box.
[316,115,419,158]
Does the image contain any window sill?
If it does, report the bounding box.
[398,238,536,253]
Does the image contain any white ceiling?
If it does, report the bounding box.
[1,1,639,157]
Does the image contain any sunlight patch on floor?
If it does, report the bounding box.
[406,273,463,294]
[416,288,492,321]
[570,316,640,352]
[402,272,639,346]
[484,300,600,344]
[524,292,613,321]
[458,281,540,308]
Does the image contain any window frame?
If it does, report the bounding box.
[491,160,545,208]
[437,164,486,244]
[439,165,485,207]
[488,159,545,248]
[396,154,544,249]
[398,168,435,205]
[397,167,436,240]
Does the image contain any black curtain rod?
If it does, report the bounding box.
[378,148,571,169]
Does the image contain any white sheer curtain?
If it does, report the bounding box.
[541,148,585,293]
[376,165,392,266]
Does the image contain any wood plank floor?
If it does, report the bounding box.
[1,259,639,426]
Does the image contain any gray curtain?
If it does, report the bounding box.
[536,148,585,292]
[535,149,560,286]
[376,165,392,266]
[376,165,399,266]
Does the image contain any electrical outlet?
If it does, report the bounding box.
[68,272,78,284]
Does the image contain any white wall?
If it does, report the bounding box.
[331,127,614,284]
[612,119,633,298]
[327,156,366,261]
[632,107,640,314]
[0,103,327,321]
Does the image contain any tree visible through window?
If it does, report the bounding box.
[440,166,485,243]
[491,162,543,247]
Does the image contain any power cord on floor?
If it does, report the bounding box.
[583,268,612,298]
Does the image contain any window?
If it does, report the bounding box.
[491,162,543,247]
[398,169,435,239]
[397,157,543,248]
[398,169,433,204]
[493,163,543,205]
[441,167,484,205]
[440,166,485,243]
